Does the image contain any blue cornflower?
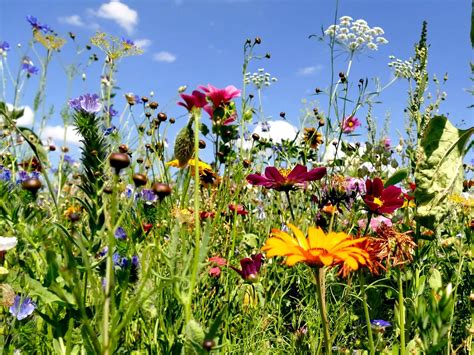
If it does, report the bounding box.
[103,126,117,136]
[26,15,51,33]
[99,246,108,257]
[114,227,127,240]
[0,166,12,182]
[16,171,30,184]
[370,319,392,332]
[63,155,75,165]
[122,38,135,48]
[69,94,102,114]
[140,189,157,203]
[0,41,10,54]
[9,295,36,320]
[22,62,39,76]
[131,255,139,268]
[123,184,134,199]
[105,105,118,118]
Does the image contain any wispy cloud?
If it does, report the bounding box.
[134,38,151,52]
[41,125,82,146]
[153,51,177,63]
[95,0,138,34]
[58,15,85,27]
[297,65,323,76]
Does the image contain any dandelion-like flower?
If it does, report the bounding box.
[262,224,369,272]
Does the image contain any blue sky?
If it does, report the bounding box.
[0,0,472,160]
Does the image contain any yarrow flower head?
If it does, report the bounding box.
[9,295,36,320]
[246,164,326,192]
[362,178,404,214]
[324,16,388,53]
[244,69,278,90]
[69,93,102,113]
[262,224,369,274]
[388,55,415,79]
[342,116,361,133]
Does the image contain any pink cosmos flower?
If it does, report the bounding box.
[363,178,404,214]
[177,90,207,111]
[342,116,361,133]
[246,164,327,192]
[199,84,241,108]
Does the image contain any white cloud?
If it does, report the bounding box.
[95,0,138,34]
[3,104,34,127]
[298,65,323,76]
[58,15,85,27]
[134,38,151,51]
[41,125,82,146]
[153,51,176,63]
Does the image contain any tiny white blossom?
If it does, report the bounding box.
[367,42,378,50]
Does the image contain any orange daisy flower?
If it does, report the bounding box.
[262,224,370,272]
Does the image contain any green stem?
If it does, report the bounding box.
[398,270,406,355]
[360,272,375,355]
[284,190,295,221]
[314,267,332,355]
[185,108,202,323]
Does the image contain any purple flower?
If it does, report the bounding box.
[114,227,127,240]
[69,94,102,114]
[26,15,51,33]
[16,171,30,184]
[124,184,134,199]
[63,155,75,165]
[342,116,361,133]
[230,253,263,282]
[105,105,118,118]
[141,189,157,203]
[131,255,139,268]
[99,246,108,257]
[9,295,36,320]
[0,166,12,182]
[0,41,10,53]
[122,38,135,48]
[371,319,392,331]
[22,62,39,76]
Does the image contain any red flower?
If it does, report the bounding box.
[209,267,221,278]
[230,254,263,283]
[246,164,326,192]
[177,90,207,111]
[142,223,153,234]
[362,178,404,214]
[208,256,226,278]
[228,203,249,215]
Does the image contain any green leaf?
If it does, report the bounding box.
[384,168,409,187]
[25,276,64,305]
[414,115,474,229]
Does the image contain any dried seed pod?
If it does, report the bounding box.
[149,101,159,110]
[132,173,148,187]
[158,112,167,122]
[251,133,260,141]
[169,118,176,124]
[118,144,128,153]
[109,152,130,173]
[152,182,172,200]
[22,178,42,193]
[199,140,206,149]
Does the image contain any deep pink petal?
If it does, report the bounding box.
[372,178,384,197]
[264,167,285,183]
[303,167,327,181]
[246,173,274,187]
[286,164,308,181]
[382,185,402,200]
[203,104,213,118]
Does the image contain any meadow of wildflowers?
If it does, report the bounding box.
[0,3,473,355]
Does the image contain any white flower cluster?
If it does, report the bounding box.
[324,16,388,53]
[388,55,415,79]
[244,68,277,89]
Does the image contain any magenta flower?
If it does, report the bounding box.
[362,178,404,214]
[247,164,327,192]
[177,90,207,111]
[199,84,241,108]
[230,254,263,282]
[342,116,361,133]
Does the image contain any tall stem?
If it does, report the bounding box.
[284,190,295,221]
[314,267,332,355]
[185,108,202,323]
[360,272,375,355]
[398,270,406,355]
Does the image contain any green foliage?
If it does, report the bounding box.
[415,115,474,229]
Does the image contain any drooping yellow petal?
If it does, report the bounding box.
[285,254,307,266]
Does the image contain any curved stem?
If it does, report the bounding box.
[360,272,375,355]
[314,267,332,355]
[284,190,295,221]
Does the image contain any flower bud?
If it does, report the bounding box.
[22,178,42,193]
[109,152,130,173]
[132,173,148,187]
[174,125,194,167]
[149,101,159,110]
[152,182,172,200]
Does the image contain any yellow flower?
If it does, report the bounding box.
[34,30,66,51]
[167,159,220,187]
[167,158,211,172]
[262,224,369,271]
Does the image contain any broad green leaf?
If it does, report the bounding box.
[415,115,474,229]
[384,168,409,187]
[25,276,63,305]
